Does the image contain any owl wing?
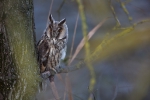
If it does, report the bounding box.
[37,39,50,73]
[55,37,66,60]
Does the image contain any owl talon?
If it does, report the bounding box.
[41,71,51,79]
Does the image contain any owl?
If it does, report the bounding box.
[37,14,68,81]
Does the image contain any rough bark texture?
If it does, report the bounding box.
[0,19,17,100]
[0,0,39,100]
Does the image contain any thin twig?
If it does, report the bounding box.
[57,0,66,20]
[110,0,120,27]
[57,0,66,13]
[118,0,132,22]
[50,82,60,100]
[64,14,79,100]
[63,13,79,100]
[69,13,79,63]
[63,74,73,100]
[46,0,54,26]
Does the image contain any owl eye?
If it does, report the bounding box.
[57,27,62,32]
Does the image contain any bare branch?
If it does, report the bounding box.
[57,0,66,13]
[46,0,54,26]
[118,0,132,22]
[50,82,60,100]
[69,13,79,63]
[110,0,121,27]
[57,0,66,20]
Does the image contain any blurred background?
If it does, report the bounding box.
[34,0,150,100]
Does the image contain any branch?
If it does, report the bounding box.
[110,0,121,27]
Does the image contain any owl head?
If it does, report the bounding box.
[45,14,68,40]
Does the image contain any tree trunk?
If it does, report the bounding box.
[0,0,39,99]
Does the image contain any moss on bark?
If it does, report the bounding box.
[0,0,40,99]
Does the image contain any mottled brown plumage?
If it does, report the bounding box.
[37,14,68,79]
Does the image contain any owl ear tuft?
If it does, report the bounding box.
[58,18,66,26]
[49,14,55,24]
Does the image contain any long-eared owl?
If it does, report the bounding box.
[37,14,68,76]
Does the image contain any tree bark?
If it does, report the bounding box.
[0,0,39,99]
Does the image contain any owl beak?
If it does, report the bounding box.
[58,18,66,26]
